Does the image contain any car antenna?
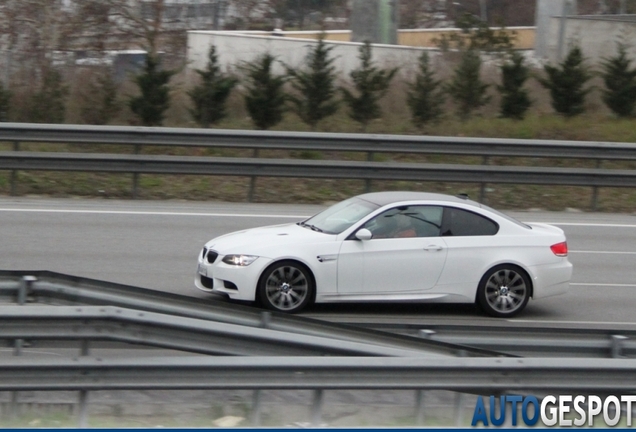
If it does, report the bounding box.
[457,193,469,199]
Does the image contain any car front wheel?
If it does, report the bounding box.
[258,261,314,313]
[477,265,530,318]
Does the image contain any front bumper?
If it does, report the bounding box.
[194,249,272,301]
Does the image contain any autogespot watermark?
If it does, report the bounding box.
[471,395,636,427]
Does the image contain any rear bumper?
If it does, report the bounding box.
[529,259,573,299]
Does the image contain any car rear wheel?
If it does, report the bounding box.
[258,261,314,313]
[477,265,530,318]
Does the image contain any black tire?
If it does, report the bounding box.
[477,265,531,318]
[258,260,314,313]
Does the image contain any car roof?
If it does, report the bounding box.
[355,191,482,208]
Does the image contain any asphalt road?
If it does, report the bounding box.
[1,197,635,325]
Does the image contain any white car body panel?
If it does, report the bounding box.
[337,237,447,294]
[194,192,573,315]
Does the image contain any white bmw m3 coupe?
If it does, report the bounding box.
[195,191,572,317]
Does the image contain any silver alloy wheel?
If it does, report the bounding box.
[264,265,309,311]
[484,268,528,314]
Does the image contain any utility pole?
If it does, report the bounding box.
[479,0,487,22]
[557,0,572,61]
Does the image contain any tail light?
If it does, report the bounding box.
[550,242,568,257]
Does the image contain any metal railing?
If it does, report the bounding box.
[0,271,493,358]
[2,123,636,208]
[1,271,635,427]
[0,305,447,358]
[346,322,636,358]
[2,122,636,160]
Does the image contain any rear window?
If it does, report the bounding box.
[480,204,532,229]
[441,207,499,236]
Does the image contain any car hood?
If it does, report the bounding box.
[205,223,335,256]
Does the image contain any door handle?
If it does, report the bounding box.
[423,245,443,251]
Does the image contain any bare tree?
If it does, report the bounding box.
[0,0,116,80]
[104,0,167,56]
[0,1,72,74]
[231,0,263,29]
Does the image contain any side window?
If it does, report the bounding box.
[404,206,443,237]
[441,207,499,236]
[363,206,443,239]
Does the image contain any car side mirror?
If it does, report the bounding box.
[355,228,373,241]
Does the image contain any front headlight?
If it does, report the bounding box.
[222,254,259,266]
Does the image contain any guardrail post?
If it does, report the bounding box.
[415,390,426,425]
[259,311,271,329]
[418,329,435,339]
[17,275,36,305]
[414,327,435,425]
[479,156,490,203]
[247,149,260,202]
[591,159,602,211]
[77,340,91,427]
[10,141,19,196]
[453,349,468,426]
[611,335,627,358]
[250,389,263,427]
[311,389,324,426]
[10,276,36,420]
[132,144,141,199]
[365,151,374,193]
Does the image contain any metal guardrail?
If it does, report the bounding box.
[0,272,500,427]
[2,123,636,207]
[2,123,636,160]
[2,152,636,187]
[1,356,635,393]
[0,305,442,358]
[0,271,495,358]
[1,271,635,427]
[346,323,636,358]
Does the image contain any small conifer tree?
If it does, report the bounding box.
[80,70,120,125]
[129,54,175,126]
[497,51,531,120]
[600,43,636,117]
[538,46,592,117]
[28,68,68,124]
[446,50,490,120]
[341,41,398,131]
[242,53,287,130]
[0,82,11,122]
[188,45,238,127]
[406,51,445,129]
[285,35,339,130]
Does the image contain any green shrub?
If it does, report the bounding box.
[341,41,398,131]
[188,45,238,127]
[129,55,175,126]
[406,51,445,129]
[538,46,592,117]
[600,43,636,117]
[446,50,490,120]
[241,53,287,130]
[285,35,339,130]
[498,51,531,120]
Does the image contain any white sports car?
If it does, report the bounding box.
[195,192,572,317]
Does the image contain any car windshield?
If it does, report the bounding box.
[300,197,379,234]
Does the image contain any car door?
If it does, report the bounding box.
[337,205,448,294]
